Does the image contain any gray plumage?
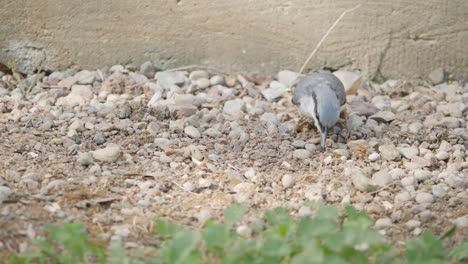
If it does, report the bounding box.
[292,71,346,150]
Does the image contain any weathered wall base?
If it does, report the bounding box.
[1,0,467,79]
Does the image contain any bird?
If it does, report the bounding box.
[292,71,346,150]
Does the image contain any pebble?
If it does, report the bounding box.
[94,133,106,145]
[223,99,246,115]
[292,140,306,149]
[405,219,421,229]
[428,68,445,85]
[451,215,468,228]
[370,111,395,123]
[77,152,93,166]
[379,144,401,161]
[196,78,210,89]
[277,70,299,87]
[236,225,252,236]
[293,149,310,160]
[375,218,392,229]
[372,170,393,187]
[184,126,201,139]
[261,81,288,101]
[92,144,121,163]
[189,70,209,80]
[333,149,350,158]
[196,209,212,225]
[368,152,381,161]
[0,186,12,202]
[435,151,449,161]
[346,167,377,192]
[431,185,447,198]
[210,75,225,86]
[140,61,156,78]
[182,182,195,192]
[281,174,295,188]
[333,70,362,95]
[413,169,431,181]
[156,71,187,90]
[154,138,170,150]
[204,128,222,138]
[69,119,85,132]
[394,191,411,205]
[399,147,419,159]
[415,192,434,204]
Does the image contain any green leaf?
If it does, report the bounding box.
[260,238,292,257]
[202,223,233,253]
[448,242,468,260]
[165,231,201,264]
[405,231,447,262]
[296,216,338,240]
[155,219,183,238]
[344,206,373,230]
[224,204,246,225]
[265,208,294,237]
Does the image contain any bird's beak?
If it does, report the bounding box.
[320,127,328,151]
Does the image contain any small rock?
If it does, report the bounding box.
[333,149,350,158]
[154,138,171,150]
[451,216,468,228]
[236,225,252,236]
[281,174,295,188]
[196,209,212,225]
[196,78,210,89]
[292,140,306,149]
[57,76,77,89]
[156,71,187,90]
[435,151,449,161]
[182,182,195,192]
[168,103,198,117]
[347,114,364,132]
[189,70,209,80]
[293,149,310,160]
[346,167,377,192]
[394,191,412,205]
[431,184,447,198]
[368,152,381,161]
[439,117,460,128]
[399,147,419,159]
[69,119,85,132]
[333,70,363,95]
[414,169,432,181]
[244,169,256,179]
[277,70,300,87]
[375,218,392,229]
[379,144,401,161]
[233,182,255,194]
[94,133,106,145]
[204,128,222,138]
[159,154,172,163]
[210,75,225,86]
[184,126,201,139]
[0,186,12,202]
[261,81,288,101]
[174,94,207,107]
[75,70,96,85]
[140,61,156,78]
[370,111,396,123]
[372,170,393,187]
[428,68,445,85]
[77,152,93,166]
[223,99,246,115]
[415,192,434,204]
[92,143,121,163]
[405,220,421,229]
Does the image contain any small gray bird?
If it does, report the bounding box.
[292,71,346,150]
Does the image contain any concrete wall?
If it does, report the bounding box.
[1,0,467,79]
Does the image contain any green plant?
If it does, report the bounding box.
[7,58,43,96]
[9,204,468,264]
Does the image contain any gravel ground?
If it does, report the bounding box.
[0,63,467,255]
